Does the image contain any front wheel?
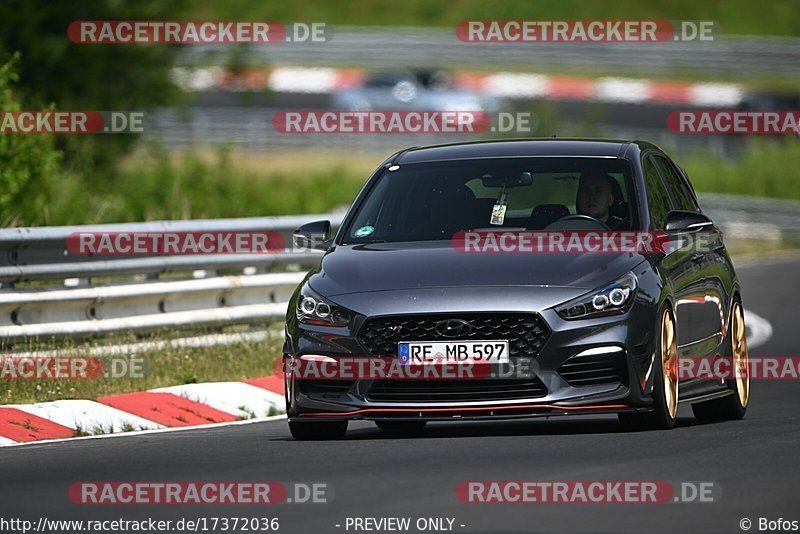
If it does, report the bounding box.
[692,300,749,422]
[288,420,348,440]
[621,307,679,430]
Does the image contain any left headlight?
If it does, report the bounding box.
[295,286,352,327]
[555,271,638,320]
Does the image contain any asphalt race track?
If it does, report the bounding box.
[2,255,798,534]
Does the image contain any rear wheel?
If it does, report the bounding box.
[692,300,749,422]
[620,307,678,430]
[375,420,427,434]
[288,420,348,440]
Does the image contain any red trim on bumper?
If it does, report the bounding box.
[298,403,630,417]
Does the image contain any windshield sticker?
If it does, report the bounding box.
[354,225,375,237]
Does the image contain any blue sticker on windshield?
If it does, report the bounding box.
[354,225,374,237]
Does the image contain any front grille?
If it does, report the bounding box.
[357,313,550,357]
[558,350,627,387]
[367,377,548,403]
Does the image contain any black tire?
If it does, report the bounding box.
[288,420,348,440]
[625,307,678,430]
[692,301,749,422]
[692,395,746,422]
[375,420,427,434]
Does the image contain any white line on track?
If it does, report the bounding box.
[744,309,773,349]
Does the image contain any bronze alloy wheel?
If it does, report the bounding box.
[732,302,750,407]
[661,309,679,420]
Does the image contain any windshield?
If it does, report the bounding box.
[342,157,637,244]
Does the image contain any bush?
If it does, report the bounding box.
[39,145,374,225]
[0,54,62,226]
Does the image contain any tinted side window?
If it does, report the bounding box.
[643,157,672,229]
[676,165,702,211]
[652,155,700,212]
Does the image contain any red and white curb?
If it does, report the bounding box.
[173,66,745,107]
[0,376,285,446]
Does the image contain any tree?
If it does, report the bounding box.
[0,54,62,226]
[0,0,186,172]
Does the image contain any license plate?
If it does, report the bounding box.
[397,340,509,365]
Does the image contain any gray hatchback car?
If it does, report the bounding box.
[284,139,750,440]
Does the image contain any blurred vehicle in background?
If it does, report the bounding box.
[332,69,500,112]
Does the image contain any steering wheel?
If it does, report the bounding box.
[544,214,611,231]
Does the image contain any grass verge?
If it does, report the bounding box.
[1,328,284,406]
[18,136,800,228]
[681,138,800,199]
[14,145,381,226]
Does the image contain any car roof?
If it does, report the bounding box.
[395,138,657,164]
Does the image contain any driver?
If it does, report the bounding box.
[576,171,626,229]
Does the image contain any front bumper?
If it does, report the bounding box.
[285,302,660,422]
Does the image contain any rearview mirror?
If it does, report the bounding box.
[293,220,332,251]
[480,172,533,188]
[664,210,714,233]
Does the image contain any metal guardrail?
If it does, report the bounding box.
[0,273,303,342]
[0,213,344,344]
[1,195,799,344]
[181,27,800,76]
[698,193,800,243]
[0,214,344,284]
[148,108,750,159]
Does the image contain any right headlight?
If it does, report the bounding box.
[295,285,352,327]
[555,271,638,320]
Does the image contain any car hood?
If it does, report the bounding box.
[308,241,646,299]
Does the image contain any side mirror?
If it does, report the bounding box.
[664,210,714,233]
[293,220,332,251]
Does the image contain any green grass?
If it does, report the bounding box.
[20,145,379,226]
[14,136,800,227]
[1,329,284,405]
[681,138,800,199]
